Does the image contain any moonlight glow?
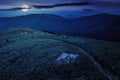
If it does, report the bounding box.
[21,4,29,12]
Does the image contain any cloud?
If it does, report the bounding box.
[0,1,92,11]
[0,1,120,11]
[0,7,31,11]
[32,2,92,9]
[0,8,21,11]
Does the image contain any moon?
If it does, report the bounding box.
[21,4,29,12]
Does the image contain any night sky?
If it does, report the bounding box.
[0,0,120,18]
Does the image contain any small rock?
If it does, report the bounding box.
[56,53,79,64]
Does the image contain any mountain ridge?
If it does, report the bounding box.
[0,13,120,42]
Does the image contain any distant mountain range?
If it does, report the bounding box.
[0,13,120,42]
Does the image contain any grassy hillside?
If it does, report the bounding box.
[0,28,120,80]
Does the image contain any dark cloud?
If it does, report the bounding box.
[0,8,21,11]
[32,2,92,9]
[0,0,120,11]
[0,0,85,5]
[0,2,91,11]
[0,7,31,11]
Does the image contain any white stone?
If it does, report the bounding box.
[56,53,79,64]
